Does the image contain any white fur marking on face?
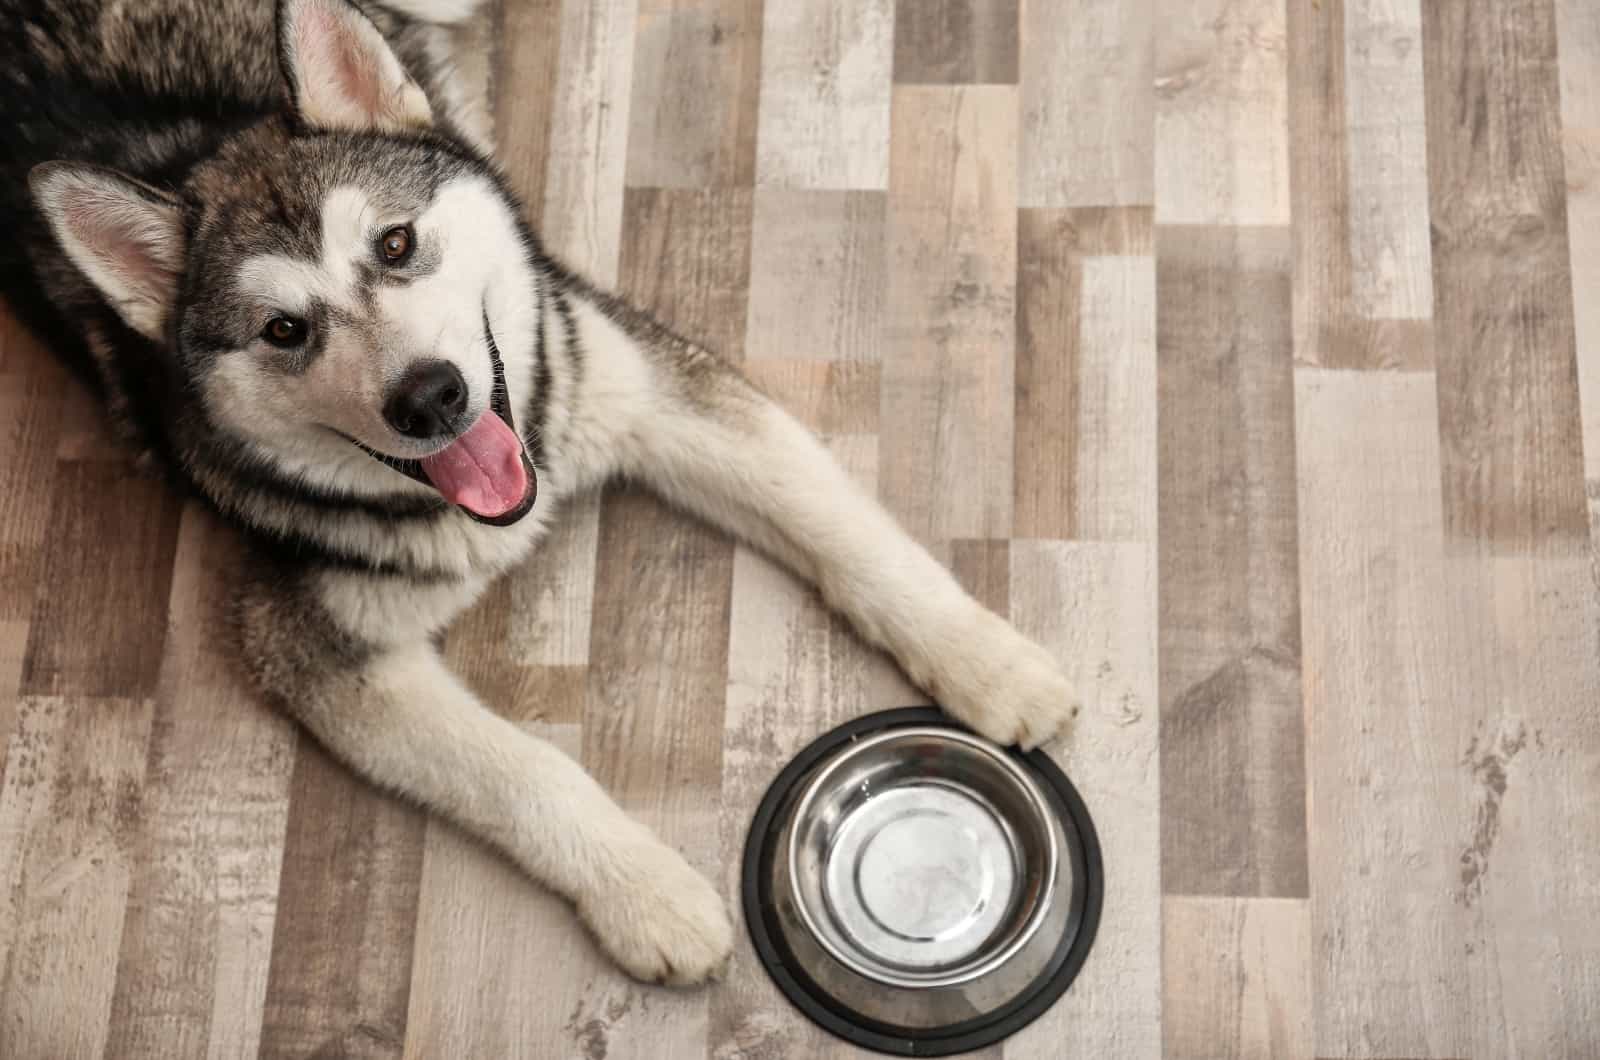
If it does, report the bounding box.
[234,185,373,317]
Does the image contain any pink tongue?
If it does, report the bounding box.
[419,412,529,517]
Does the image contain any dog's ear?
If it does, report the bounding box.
[277,0,433,134]
[30,163,186,342]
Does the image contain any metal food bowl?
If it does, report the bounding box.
[742,707,1102,1057]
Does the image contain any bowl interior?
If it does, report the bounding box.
[785,727,1058,989]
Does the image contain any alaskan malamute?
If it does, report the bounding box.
[1,0,1078,983]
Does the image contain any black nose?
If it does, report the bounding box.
[383,360,468,439]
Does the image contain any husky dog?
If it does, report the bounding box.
[2,0,1079,984]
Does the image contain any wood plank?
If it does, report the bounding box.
[710,435,922,1059]
[893,0,1019,85]
[1155,0,1290,225]
[742,360,880,436]
[257,741,426,1060]
[881,85,1017,544]
[0,695,154,1060]
[627,0,763,188]
[1422,0,1588,549]
[491,0,563,224]
[1557,0,1600,542]
[102,507,297,1060]
[1019,0,1154,207]
[1288,0,1436,371]
[754,0,895,190]
[1297,368,1600,1055]
[19,458,182,699]
[1015,208,1156,541]
[1162,897,1312,1060]
[1158,225,1306,898]
[1344,0,1434,321]
[745,189,887,363]
[540,0,638,286]
[1003,541,1159,1058]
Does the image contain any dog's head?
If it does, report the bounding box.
[29,0,539,525]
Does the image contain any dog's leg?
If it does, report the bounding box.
[238,589,733,984]
[569,299,1079,749]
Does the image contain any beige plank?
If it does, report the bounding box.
[1015,208,1156,541]
[893,0,1019,84]
[541,0,638,285]
[1343,0,1433,321]
[1422,0,1587,549]
[755,0,895,190]
[257,740,426,1060]
[103,507,297,1060]
[1019,0,1154,207]
[881,85,1017,543]
[492,0,563,224]
[742,360,881,436]
[745,189,887,363]
[711,435,922,1059]
[1158,226,1306,898]
[1162,897,1312,1060]
[1297,368,1600,1055]
[1557,1,1600,525]
[627,0,763,188]
[1154,0,1290,225]
[0,695,154,1060]
[1004,541,1159,1058]
[400,726,704,1060]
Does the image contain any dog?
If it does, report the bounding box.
[1,0,1079,985]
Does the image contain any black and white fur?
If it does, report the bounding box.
[2,0,1080,984]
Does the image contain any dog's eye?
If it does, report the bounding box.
[262,316,307,348]
[379,225,413,264]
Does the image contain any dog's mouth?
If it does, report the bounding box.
[356,310,537,527]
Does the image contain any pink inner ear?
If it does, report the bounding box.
[301,6,389,122]
[65,193,178,293]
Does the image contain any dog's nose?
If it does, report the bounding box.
[384,360,468,439]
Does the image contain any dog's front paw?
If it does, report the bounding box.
[928,608,1080,750]
[579,832,734,986]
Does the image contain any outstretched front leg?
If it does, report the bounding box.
[564,293,1079,749]
[235,578,734,983]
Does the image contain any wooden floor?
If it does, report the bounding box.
[1,0,1598,1056]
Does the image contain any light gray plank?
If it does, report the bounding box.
[1155,0,1290,225]
[1019,0,1154,207]
[755,0,895,190]
[1004,541,1159,1058]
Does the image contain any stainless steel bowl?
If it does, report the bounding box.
[743,708,1101,1057]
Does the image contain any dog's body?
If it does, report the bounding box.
[2,0,1079,983]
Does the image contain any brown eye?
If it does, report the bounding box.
[379,225,413,264]
[262,316,307,348]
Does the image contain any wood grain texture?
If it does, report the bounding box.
[1162,897,1312,1060]
[755,0,894,190]
[20,458,182,699]
[1423,0,1588,549]
[103,507,296,1060]
[1004,541,1159,1058]
[893,0,1018,85]
[1159,225,1306,898]
[881,85,1017,544]
[257,741,426,1060]
[1015,207,1156,541]
[1019,0,1154,207]
[0,695,153,1060]
[4,5,1600,1058]
[745,189,887,362]
[1155,0,1290,225]
[541,0,638,285]
[627,0,763,188]
[1297,369,1600,1056]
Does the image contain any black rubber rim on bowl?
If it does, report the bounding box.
[740,706,1104,1057]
